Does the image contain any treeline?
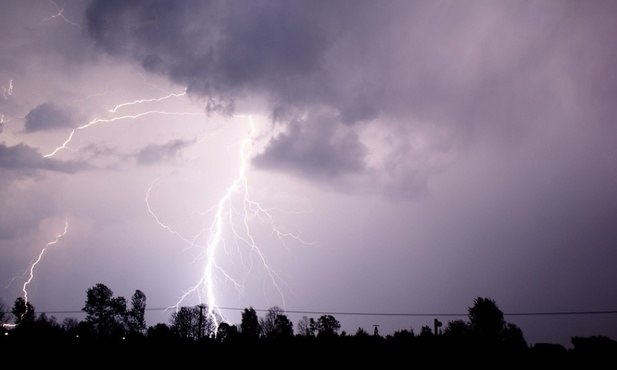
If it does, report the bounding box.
[1,283,616,366]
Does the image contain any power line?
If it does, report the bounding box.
[4,307,617,317]
[220,308,617,317]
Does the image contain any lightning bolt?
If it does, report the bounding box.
[108,90,187,113]
[40,81,312,336]
[43,0,81,29]
[146,115,313,335]
[43,89,195,158]
[2,78,13,99]
[179,116,275,328]
[1,115,19,143]
[1,79,15,143]
[13,219,69,324]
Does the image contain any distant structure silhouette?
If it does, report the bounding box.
[434,318,442,335]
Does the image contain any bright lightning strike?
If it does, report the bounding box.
[40,80,311,335]
[43,90,196,158]
[147,115,313,334]
[17,219,69,324]
[108,90,187,113]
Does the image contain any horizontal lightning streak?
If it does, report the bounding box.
[42,88,192,157]
[108,90,187,113]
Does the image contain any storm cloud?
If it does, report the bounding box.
[83,0,617,197]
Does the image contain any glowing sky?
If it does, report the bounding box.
[2,0,617,347]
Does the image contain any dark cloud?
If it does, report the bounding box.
[85,0,337,103]
[0,142,87,173]
[84,0,617,195]
[252,113,367,178]
[24,102,79,133]
[136,138,197,165]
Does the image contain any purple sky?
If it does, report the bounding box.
[2,0,617,348]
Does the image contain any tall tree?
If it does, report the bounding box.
[240,306,261,340]
[260,306,293,339]
[170,306,199,340]
[272,313,294,338]
[82,283,127,339]
[11,297,36,325]
[169,304,216,340]
[296,315,314,337]
[126,289,147,336]
[468,296,505,344]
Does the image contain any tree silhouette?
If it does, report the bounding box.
[11,297,35,326]
[170,306,194,339]
[147,322,175,342]
[296,315,315,337]
[316,314,341,337]
[389,328,415,347]
[468,296,505,344]
[62,317,79,337]
[260,306,294,339]
[273,313,294,337]
[82,283,128,339]
[126,289,147,337]
[502,322,528,350]
[5,286,616,365]
[464,296,529,360]
[419,325,434,338]
[260,305,281,337]
[571,334,617,364]
[240,306,261,340]
[216,321,239,343]
[443,319,471,339]
[169,305,216,340]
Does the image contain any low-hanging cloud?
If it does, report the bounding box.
[252,113,367,178]
[24,102,79,133]
[136,138,197,165]
[0,142,87,174]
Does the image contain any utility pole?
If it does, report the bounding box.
[434,318,442,335]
